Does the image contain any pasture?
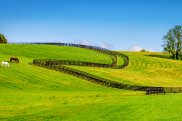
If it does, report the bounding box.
[70,52,182,87]
[1,44,182,121]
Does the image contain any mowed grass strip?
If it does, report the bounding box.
[69,51,182,87]
[1,44,182,121]
[0,44,114,91]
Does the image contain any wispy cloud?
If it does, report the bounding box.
[74,39,92,45]
[74,39,114,49]
[129,45,143,51]
[100,42,113,49]
[129,45,154,52]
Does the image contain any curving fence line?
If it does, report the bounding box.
[11,42,128,67]
[24,42,182,93]
[30,42,129,68]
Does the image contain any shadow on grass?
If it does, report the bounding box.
[145,54,172,59]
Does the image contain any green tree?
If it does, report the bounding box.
[140,49,148,52]
[162,25,182,59]
[0,33,8,44]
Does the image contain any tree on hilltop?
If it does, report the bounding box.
[0,33,8,44]
[140,49,148,52]
[162,25,182,59]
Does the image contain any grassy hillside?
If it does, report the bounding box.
[69,51,182,87]
[1,44,182,121]
[0,44,112,64]
[0,44,114,91]
[0,44,143,120]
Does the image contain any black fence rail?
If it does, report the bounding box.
[33,60,144,90]
[33,59,126,69]
[29,42,131,90]
[163,87,182,93]
[33,60,182,93]
[10,42,129,67]
[18,42,180,93]
[28,42,129,69]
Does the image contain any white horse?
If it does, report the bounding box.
[1,61,10,67]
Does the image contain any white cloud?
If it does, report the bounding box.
[100,42,113,49]
[146,48,154,52]
[129,46,143,51]
[74,39,91,45]
[78,41,90,45]
[129,45,154,52]
[73,40,114,49]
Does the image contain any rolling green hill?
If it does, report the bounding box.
[0,44,113,64]
[70,51,182,87]
[1,44,182,121]
[0,44,113,91]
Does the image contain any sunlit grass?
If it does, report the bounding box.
[1,44,182,120]
[0,44,112,64]
[69,52,182,87]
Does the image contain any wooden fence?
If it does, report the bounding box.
[13,42,179,93]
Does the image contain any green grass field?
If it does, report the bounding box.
[0,44,112,64]
[70,51,182,87]
[1,44,182,121]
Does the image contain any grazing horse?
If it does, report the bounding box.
[1,61,10,67]
[10,57,19,63]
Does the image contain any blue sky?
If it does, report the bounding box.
[1,0,182,51]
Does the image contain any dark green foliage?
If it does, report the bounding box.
[162,25,182,59]
[0,33,8,44]
[140,49,148,52]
